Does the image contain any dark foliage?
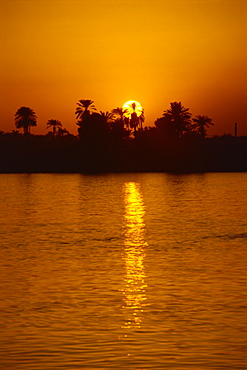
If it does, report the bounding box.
[0,132,247,173]
[1,100,245,173]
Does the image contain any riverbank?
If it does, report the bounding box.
[1,134,247,173]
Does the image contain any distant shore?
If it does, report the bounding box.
[0,134,247,174]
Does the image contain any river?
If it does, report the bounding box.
[0,173,247,369]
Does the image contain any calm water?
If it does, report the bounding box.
[0,173,247,369]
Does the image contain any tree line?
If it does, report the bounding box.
[6,99,213,140]
[1,99,246,173]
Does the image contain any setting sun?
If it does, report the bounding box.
[122,101,143,118]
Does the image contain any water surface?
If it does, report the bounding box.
[0,173,247,369]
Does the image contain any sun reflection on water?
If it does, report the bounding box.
[122,182,148,329]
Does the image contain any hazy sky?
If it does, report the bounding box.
[1,0,246,135]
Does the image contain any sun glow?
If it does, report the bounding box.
[121,182,148,329]
[122,100,143,118]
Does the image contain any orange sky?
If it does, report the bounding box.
[1,0,246,136]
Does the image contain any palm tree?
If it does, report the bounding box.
[112,107,128,122]
[11,130,21,136]
[78,112,110,141]
[127,102,145,132]
[57,127,70,137]
[46,119,62,138]
[138,109,145,130]
[163,102,192,138]
[154,115,172,133]
[111,107,131,139]
[192,115,214,138]
[75,99,96,120]
[99,111,114,126]
[14,106,37,135]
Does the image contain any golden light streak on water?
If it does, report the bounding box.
[122,182,148,329]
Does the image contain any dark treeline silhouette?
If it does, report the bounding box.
[14,106,37,135]
[0,101,247,173]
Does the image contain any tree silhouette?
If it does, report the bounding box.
[99,111,114,126]
[154,114,174,138]
[75,99,96,120]
[111,107,129,128]
[109,108,130,140]
[77,112,110,140]
[125,102,145,132]
[11,130,21,136]
[112,107,128,122]
[138,109,145,130]
[57,127,70,137]
[163,102,192,139]
[14,106,37,135]
[46,119,62,138]
[192,115,214,138]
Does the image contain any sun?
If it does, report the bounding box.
[122,100,143,118]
